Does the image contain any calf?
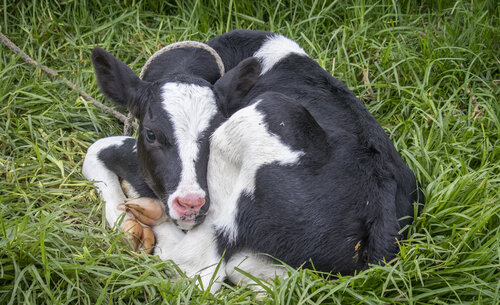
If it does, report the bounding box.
[83,30,271,290]
[208,34,424,287]
[83,30,423,292]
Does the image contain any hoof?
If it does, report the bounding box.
[121,219,155,254]
[120,197,167,226]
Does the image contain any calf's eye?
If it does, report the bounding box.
[145,129,156,143]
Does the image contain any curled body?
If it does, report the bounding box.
[82,30,424,292]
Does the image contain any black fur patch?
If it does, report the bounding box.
[97,138,155,198]
[213,32,424,274]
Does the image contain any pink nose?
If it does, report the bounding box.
[172,194,206,214]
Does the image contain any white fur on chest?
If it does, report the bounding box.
[153,220,224,292]
[207,101,304,244]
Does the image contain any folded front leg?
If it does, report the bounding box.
[83,136,225,290]
[83,136,160,253]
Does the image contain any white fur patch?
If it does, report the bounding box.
[84,136,225,292]
[253,34,308,75]
[208,101,304,244]
[160,83,217,226]
[82,136,133,227]
[153,220,225,293]
[226,251,287,290]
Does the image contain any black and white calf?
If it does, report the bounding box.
[83,30,423,292]
[83,30,273,290]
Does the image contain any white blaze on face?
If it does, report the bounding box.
[253,34,308,75]
[161,82,217,223]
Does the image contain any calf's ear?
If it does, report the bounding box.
[213,57,261,117]
[91,47,144,109]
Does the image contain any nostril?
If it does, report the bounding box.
[172,198,186,212]
[174,195,205,212]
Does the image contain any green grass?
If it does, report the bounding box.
[0,0,499,304]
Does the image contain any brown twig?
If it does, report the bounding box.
[0,31,137,134]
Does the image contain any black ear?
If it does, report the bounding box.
[213,57,261,117]
[91,47,143,108]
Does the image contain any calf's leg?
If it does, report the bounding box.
[83,136,159,253]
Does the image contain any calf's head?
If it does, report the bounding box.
[91,47,260,230]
